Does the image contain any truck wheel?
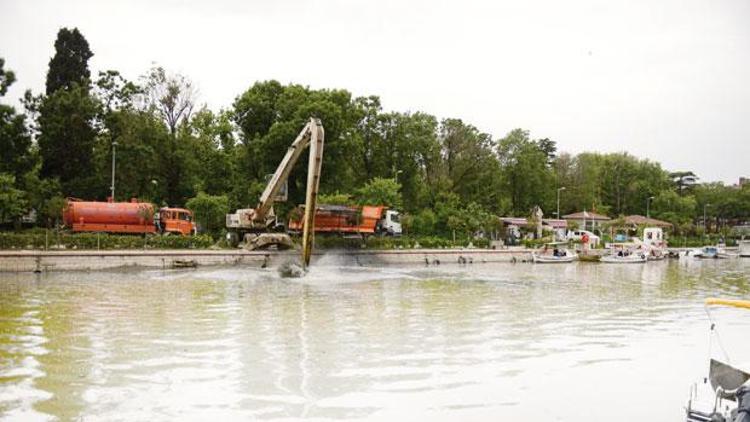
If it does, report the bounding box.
[226,231,240,248]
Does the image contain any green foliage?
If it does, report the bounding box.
[185,192,230,237]
[355,177,402,208]
[232,80,361,208]
[0,59,35,181]
[497,128,555,215]
[38,83,99,197]
[0,231,214,250]
[318,192,354,205]
[554,152,671,217]
[0,58,16,96]
[45,27,93,95]
[408,209,438,235]
[0,173,27,224]
[651,190,696,234]
[23,173,65,227]
[311,235,489,250]
[440,118,502,211]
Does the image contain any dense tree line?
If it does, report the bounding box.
[1,28,748,238]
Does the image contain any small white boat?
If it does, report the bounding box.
[601,253,647,263]
[694,246,733,259]
[601,244,647,263]
[532,243,577,263]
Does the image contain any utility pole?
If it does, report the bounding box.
[556,187,566,218]
[110,141,118,201]
[646,196,655,219]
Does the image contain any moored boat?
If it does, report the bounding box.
[740,240,750,258]
[601,243,647,263]
[532,242,577,263]
[600,253,647,263]
[694,246,734,259]
[646,247,667,261]
[578,254,601,262]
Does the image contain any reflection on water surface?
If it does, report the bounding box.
[1,259,749,421]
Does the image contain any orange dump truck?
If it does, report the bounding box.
[63,199,196,236]
[288,204,402,236]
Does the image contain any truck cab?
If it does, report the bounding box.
[157,208,197,236]
[380,210,402,236]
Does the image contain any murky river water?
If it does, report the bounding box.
[1,258,749,421]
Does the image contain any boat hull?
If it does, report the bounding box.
[600,255,647,263]
[532,254,576,263]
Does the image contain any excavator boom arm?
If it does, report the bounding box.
[225,118,324,269]
[255,119,319,220]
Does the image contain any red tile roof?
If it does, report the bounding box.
[499,217,568,228]
[562,211,611,221]
[623,215,673,227]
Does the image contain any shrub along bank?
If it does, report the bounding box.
[0,230,214,250]
[0,230,489,251]
[312,235,490,250]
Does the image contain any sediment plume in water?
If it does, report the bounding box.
[278,260,306,278]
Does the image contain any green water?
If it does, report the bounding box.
[1,259,749,421]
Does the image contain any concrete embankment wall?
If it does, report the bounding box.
[0,248,534,273]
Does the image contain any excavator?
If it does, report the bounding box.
[225,118,324,268]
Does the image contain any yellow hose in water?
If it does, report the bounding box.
[705,298,750,310]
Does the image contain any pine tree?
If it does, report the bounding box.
[38,28,99,197]
[45,28,93,95]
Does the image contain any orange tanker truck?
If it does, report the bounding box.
[63,198,196,236]
[288,204,402,236]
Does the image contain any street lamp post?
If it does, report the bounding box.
[556,187,566,219]
[110,141,118,201]
[646,196,655,219]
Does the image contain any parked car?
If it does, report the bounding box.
[567,230,600,247]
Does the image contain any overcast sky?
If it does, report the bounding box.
[1,0,748,183]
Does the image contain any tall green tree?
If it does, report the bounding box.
[37,84,99,196]
[651,190,696,234]
[497,129,555,215]
[232,81,360,211]
[438,118,501,212]
[45,27,93,95]
[138,66,199,206]
[186,108,237,197]
[38,28,98,197]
